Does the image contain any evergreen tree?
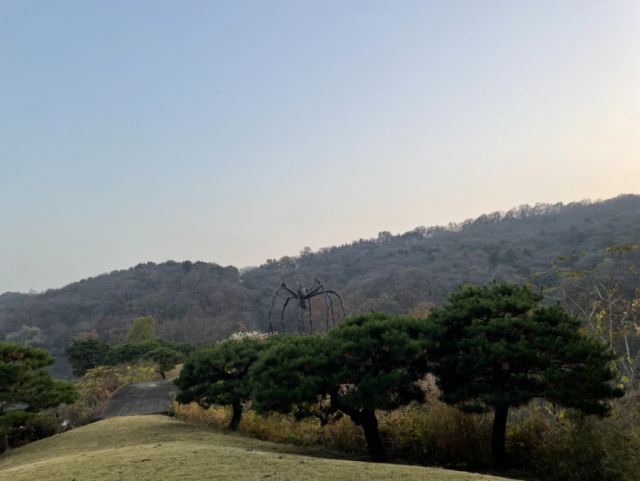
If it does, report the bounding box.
[430,281,624,469]
[251,313,438,462]
[0,342,78,454]
[65,338,112,377]
[145,347,186,379]
[105,339,194,366]
[175,337,273,431]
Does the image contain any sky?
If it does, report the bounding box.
[1,0,639,293]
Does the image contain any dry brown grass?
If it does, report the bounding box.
[0,415,512,481]
[174,393,640,481]
[173,400,494,466]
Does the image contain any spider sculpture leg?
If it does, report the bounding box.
[323,295,334,333]
[307,289,346,330]
[280,296,295,334]
[300,278,327,334]
[268,283,298,333]
[328,295,336,330]
[304,278,326,298]
[305,279,332,333]
[324,290,346,326]
[306,288,333,333]
[322,289,331,333]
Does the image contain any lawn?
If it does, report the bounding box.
[0,415,512,481]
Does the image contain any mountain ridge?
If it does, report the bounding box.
[2,194,639,353]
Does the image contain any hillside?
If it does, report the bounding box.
[1,194,639,353]
[0,415,511,481]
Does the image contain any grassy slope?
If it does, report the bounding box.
[0,415,511,481]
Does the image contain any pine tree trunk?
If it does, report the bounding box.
[0,434,6,455]
[491,404,510,470]
[331,396,388,463]
[360,410,387,463]
[228,400,242,431]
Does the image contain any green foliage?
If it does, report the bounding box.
[105,339,194,366]
[65,338,112,377]
[430,281,624,468]
[251,313,438,461]
[145,347,185,379]
[6,325,46,347]
[0,342,78,414]
[126,316,157,343]
[1,411,57,449]
[252,314,437,414]
[175,336,275,430]
[0,342,78,451]
[251,335,324,412]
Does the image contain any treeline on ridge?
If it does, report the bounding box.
[1,194,639,354]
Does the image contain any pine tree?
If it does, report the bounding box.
[105,339,194,366]
[145,347,185,379]
[430,281,624,469]
[251,313,438,462]
[65,338,112,377]
[0,342,78,454]
[175,337,273,431]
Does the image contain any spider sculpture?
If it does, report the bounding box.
[268,278,346,335]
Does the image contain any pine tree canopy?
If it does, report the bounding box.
[431,282,622,412]
[105,338,194,366]
[0,342,78,435]
[176,337,271,408]
[250,312,438,461]
[145,347,185,379]
[65,338,111,377]
[175,336,278,430]
[429,281,624,468]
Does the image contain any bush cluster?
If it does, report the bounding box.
[66,337,193,378]
[1,411,58,450]
[175,393,640,481]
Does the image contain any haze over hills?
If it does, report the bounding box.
[1,194,639,355]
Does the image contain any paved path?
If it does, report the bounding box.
[97,381,177,419]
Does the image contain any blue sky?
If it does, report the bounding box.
[1,0,639,293]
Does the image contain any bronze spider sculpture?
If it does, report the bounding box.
[268,278,346,334]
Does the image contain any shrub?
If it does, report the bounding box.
[2,411,57,448]
[174,394,640,481]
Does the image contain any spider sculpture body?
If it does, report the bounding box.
[268,278,346,334]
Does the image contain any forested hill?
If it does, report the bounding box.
[2,194,639,353]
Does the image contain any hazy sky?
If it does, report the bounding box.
[1,1,639,293]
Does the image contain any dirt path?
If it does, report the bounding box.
[97,380,177,419]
